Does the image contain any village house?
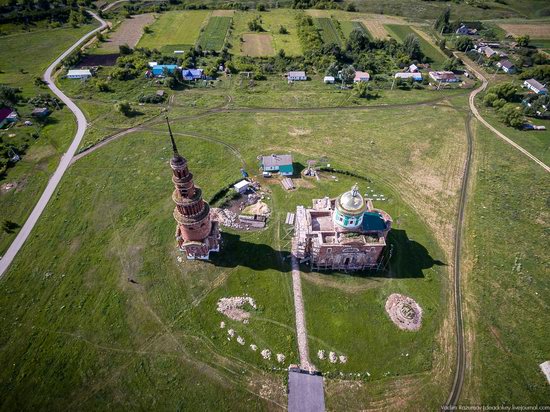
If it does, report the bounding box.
[324,75,335,84]
[524,79,548,95]
[478,45,497,58]
[429,71,459,83]
[151,64,178,77]
[260,154,293,176]
[456,24,477,35]
[0,107,17,128]
[182,68,204,81]
[395,72,423,81]
[291,185,392,271]
[287,71,307,81]
[496,59,516,74]
[353,71,370,83]
[67,69,92,79]
[31,107,51,118]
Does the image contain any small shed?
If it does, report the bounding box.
[67,69,92,79]
[261,154,293,176]
[288,71,307,81]
[353,71,370,83]
[324,76,335,84]
[234,180,250,194]
[148,62,158,68]
[31,107,51,118]
[152,65,178,77]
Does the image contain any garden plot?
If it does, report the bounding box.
[361,20,390,39]
[100,13,155,52]
[313,17,342,46]
[498,23,550,38]
[385,24,446,65]
[197,16,232,51]
[340,20,372,40]
[241,33,274,57]
[137,10,208,51]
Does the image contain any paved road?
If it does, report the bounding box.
[0,12,107,278]
[457,52,550,173]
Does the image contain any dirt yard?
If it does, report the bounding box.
[498,23,550,38]
[102,13,156,52]
[241,33,274,57]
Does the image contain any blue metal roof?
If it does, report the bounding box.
[152,65,178,74]
[362,212,387,231]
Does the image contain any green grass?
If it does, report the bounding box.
[530,38,550,52]
[462,121,550,404]
[477,102,550,165]
[229,9,303,56]
[0,23,98,254]
[385,24,446,66]
[197,16,232,51]
[137,10,209,50]
[313,17,342,46]
[340,20,372,40]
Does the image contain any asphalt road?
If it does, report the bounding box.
[0,12,107,278]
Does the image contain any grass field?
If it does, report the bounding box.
[241,33,274,57]
[197,16,231,51]
[498,23,550,38]
[461,121,550,405]
[530,38,550,52]
[385,24,446,66]
[137,10,209,51]
[0,23,97,255]
[0,84,471,408]
[313,18,343,46]
[340,20,372,40]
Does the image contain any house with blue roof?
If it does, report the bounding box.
[182,68,204,81]
[151,65,179,77]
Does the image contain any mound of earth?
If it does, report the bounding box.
[242,201,270,216]
[217,296,257,322]
[385,293,422,331]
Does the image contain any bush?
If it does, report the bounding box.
[119,44,133,55]
[498,104,523,128]
[138,93,165,104]
[279,25,289,34]
[95,80,110,92]
[115,101,131,116]
[483,92,498,107]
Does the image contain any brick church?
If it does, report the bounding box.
[166,118,220,260]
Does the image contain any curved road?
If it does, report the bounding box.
[0,11,108,278]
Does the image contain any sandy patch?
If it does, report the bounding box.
[288,127,312,136]
[498,23,550,38]
[102,13,155,51]
[241,33,274,57]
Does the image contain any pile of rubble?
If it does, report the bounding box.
[211,208,246,230]
[216,296,257,322]
[317,349,347,364]
[385,293,423,331]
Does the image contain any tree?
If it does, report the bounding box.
[279,25,289,34]
[346,3,356,12]
[256,3,266,11]
[340,65,355,84]
[96,32,105,42]
[115,101,131,116]
[325,62,339,77]
[34,77,46,87]
[434,7,450,33]
[248,16,264,32]
[489,82,517,102]
[346,28,369,52]
[2,220,19,234]
[516,35,530,47]
[164,77,176,89]
[95,80,110,92]
[0,85,20,107]
[119,44,133,55]
[483,92,498,107]
[455,36,473,52]
[353,81,371,98]
[403,33,421,60]
[442,57,460,71]
[498,104,523,128]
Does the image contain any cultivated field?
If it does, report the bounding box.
[361,20,390,39]
[340,20,371,39]
[314,17,343,46]
[137,10,209,52]
[498,23,550,38]
[385,24,447,65]
[197,16,231,51]
[241,33,274,57]
[99,13,155,52]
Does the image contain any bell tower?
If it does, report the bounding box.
[166,117,220,260]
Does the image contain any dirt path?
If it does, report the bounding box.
[291,256,314,371]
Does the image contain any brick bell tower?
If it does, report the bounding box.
[166,117,220,260]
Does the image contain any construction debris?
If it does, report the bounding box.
[385,293,423,331]
[217,296,257,322]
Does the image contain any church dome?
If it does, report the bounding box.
[336,185,366,216]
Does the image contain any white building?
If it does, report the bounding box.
[353,71,370,83]
[233,180,250,194]
[287,71,307,81]
[66,69,92,79]
[324,76,335,84]
[524,79,547,95]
